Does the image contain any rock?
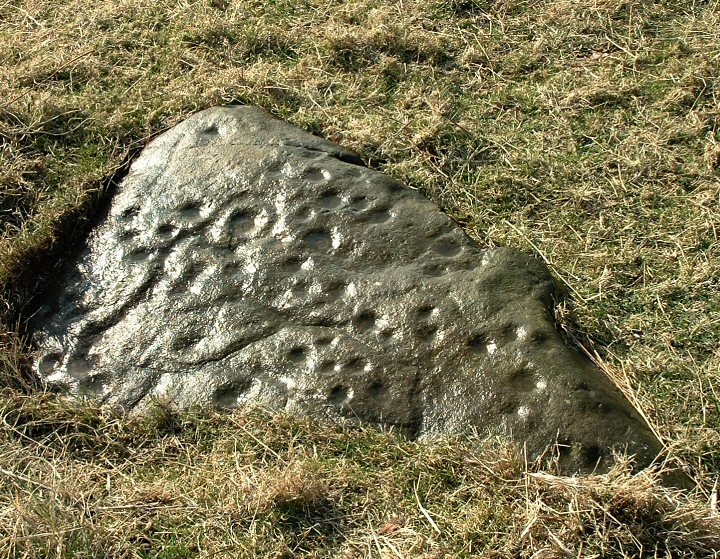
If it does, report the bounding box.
[31,106,662,473]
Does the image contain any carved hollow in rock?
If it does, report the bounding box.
[31,106,662,474]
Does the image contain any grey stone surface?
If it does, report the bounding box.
[32,106,661,473]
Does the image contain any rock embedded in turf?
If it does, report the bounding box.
[31,106,662,473]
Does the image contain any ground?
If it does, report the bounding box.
[0,0,719,557]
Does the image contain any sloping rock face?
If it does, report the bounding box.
[32,106,661,472]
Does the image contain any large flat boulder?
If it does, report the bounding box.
[32,106,662,473]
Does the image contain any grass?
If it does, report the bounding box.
[1,395,719,558]
[0,0,719,556]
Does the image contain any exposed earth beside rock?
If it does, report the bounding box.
[31,106,662,473]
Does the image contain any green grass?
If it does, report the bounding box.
[1,0,719,556]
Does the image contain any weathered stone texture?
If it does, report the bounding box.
[32,106,662,472]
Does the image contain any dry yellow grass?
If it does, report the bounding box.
[1,0,719,556]
[1,395,719,558]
